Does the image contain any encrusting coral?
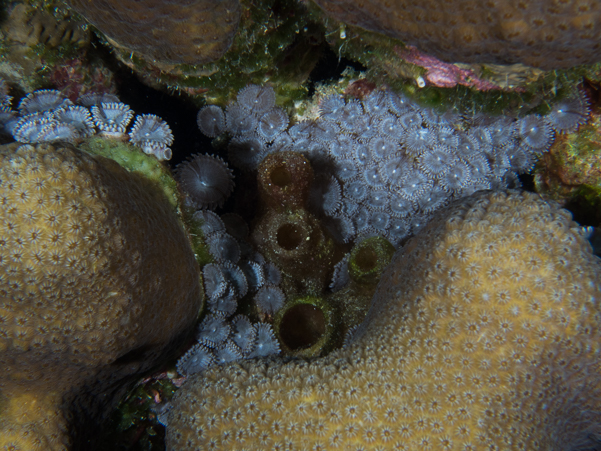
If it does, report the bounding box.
[64,0,240,67]
[0,142,203,449]
[312,0,601,69]
[199,84,577,247]
[166,190,601,450]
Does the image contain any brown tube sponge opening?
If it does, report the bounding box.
[278,303,326,351]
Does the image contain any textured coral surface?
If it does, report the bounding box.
[313,0,601,69]
[166,190,601,450]
[65,0,240,65]
[0,143,202,449]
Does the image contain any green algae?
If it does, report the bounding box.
[80,137,179,208]
[534,115,601,226]
[81,137,213,267]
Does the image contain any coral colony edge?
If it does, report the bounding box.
[1,0,601,450]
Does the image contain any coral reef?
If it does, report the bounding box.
[535,110,601,226]
[200,84,575,246]
[0,87,174,160]
[0,1,115,96]
[273,295,335,357]
[175,154,235,209]
[0,141,202,449]
[166,190,601,450]
[64,0,240,67]
[174,207,283,379]
[102,0,321,102]
[312,0,601,69]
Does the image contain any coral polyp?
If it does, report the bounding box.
[175,154,235,210]
[196,105,226,138]
[196,84,583,247]
[166,190,601,450]
[0,141,202,450]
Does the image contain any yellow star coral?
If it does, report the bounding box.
[167,190,601,450]
[0,142,202,450]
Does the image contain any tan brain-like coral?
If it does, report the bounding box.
[314,0,601,69]
[0,143,202,450]
[64,0,240,66]
[167,190,601,450]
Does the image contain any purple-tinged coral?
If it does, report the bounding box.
[249,323,280,358]
[77,92,120,107]
[128,114,173,161]
[254,285,285,315]
[208,288,238,317]
[35,121,79,143]
[196,105,225,138]
[518,115,554,151]
[176,154,234,210]
[90,102,133,139]
[18,89,71,115]
[239,260,264,291]
[257,107,289,142]
[206,232,241,263]
[202,263,228,301]
[263,262,281,285]
[330,254,350,292]
[221,261,248,298]
[230,315,257,356]
[196,313,231,347]
[417,145,454,176]
[225,103,257,136]
[309,174,342,215]
[53,105,95,138]
[318,95,345,120]
[215,341,243,364]
[199,84,588,246]
[192,210,226,236]
[237,85,276,114]
[175,343,215,377]
[0,106,17,135]
[227,135,266,171]
[547,91,590,133]
[12,114,56,143]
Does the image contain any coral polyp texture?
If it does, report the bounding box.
[64,0,241,66]
[0,142,202,449]
[313,0,601,69]
[0,87,174,160]
[176,154,235,209]
[200,84,575,246]
[166,190,601,451]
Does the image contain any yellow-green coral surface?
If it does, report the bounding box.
[0,143,202,450]
[167,190,601,450]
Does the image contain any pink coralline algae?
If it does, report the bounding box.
[396,45,503,91]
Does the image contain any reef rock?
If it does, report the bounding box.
[0,142,202,449]
[166,190,601,450]
[64,0,240,66]
[313,0,601,69]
